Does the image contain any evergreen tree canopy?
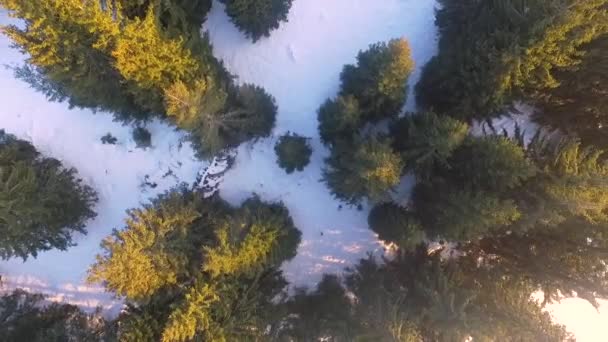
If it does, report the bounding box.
[89,187,300,341]
[341,39,415,122]
[0,289,111,341]
[317,95,362,146]
[323,136,404,205]
[0,0,149,121]
[416,0,608,120]
[274,133,313,174]
[0,131,97,260]
[446,136,537,193]
[274,248,571,341]
[390,111,468,179]
[534,35,608,149]
[368,202,424,250]
[118,0,213,39]
[220,0,294,42]
[165,80,277,158]
[113,9,201,113]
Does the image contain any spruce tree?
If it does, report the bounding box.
[89,188,301,341]
[534,35,608,149]
[323,136,404,205]
[390,111,468,179]
[368,202,424,250]
[112,8,201,114]
[445,136,537,193]
[341,39,415,122]
[317,95,362,146]
[416,0,608,120]
[220,0,293,42]
[165,80,277,158]
[0,131,97,260]
[274,133,313,174]
[0,289,112,341]
[0,0,150,122]
[118,0,213,39]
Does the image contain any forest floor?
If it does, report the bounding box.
[0,1,606,339]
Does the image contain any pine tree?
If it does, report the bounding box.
[390,111,468,179]
[0,131,97,260]
[0,0,152,122]
[220,0,293,42]
[416,0,608,120]
[118,0,213,39]
[274,133,312,174]
[88,189,204,302]
[341,39,415,122]
[368,202,424,250]
[323,136,404,205]
[344,248,571,341]
[414,185,521,241]
[89,188,301,341]
[113,8,201,114]
[165,80,277,158]
[0,289,112,341]
[534,35,608,149]
[275,275,355,341]
[317,95,362,146]
[445,136,537,193]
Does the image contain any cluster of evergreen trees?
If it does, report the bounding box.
[3,0,608,340]
[0,131,97,260]
[319,39,415,204]
[416,0,608,120]
[0,289,113,341]
[87,188,301,341]
[1,0,289,158]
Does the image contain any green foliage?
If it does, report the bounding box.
[89,188,300,340]
[446,136,537,193]
[220,0,293,42]
[276,275,355,341]
[0,289,112,341]
[390,111,468,178]
[368,202,424,250]
[340,39,415,122]
[317,95,362,146]
[416,0,608,120]
[415,186,521,241]
[534,35,608,149]
[0,131,97,260]
[277,249,570,341]
[88,189,202,301]
[132,127,152,149]
[113,9,201,113]
[468,216,608,309]
[323,136,404,205]
[165,80,277,158]
[118,0,213,39]
[0,0,150,122]
[203,196,301,277]
[274,133,312,174]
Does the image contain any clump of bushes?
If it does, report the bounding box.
[275,133,312,174]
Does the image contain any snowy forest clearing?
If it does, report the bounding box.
[0,0,607,339]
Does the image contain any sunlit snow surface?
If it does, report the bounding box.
[0,1,607,339]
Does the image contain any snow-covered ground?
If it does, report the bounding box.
[1,1,607,339]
